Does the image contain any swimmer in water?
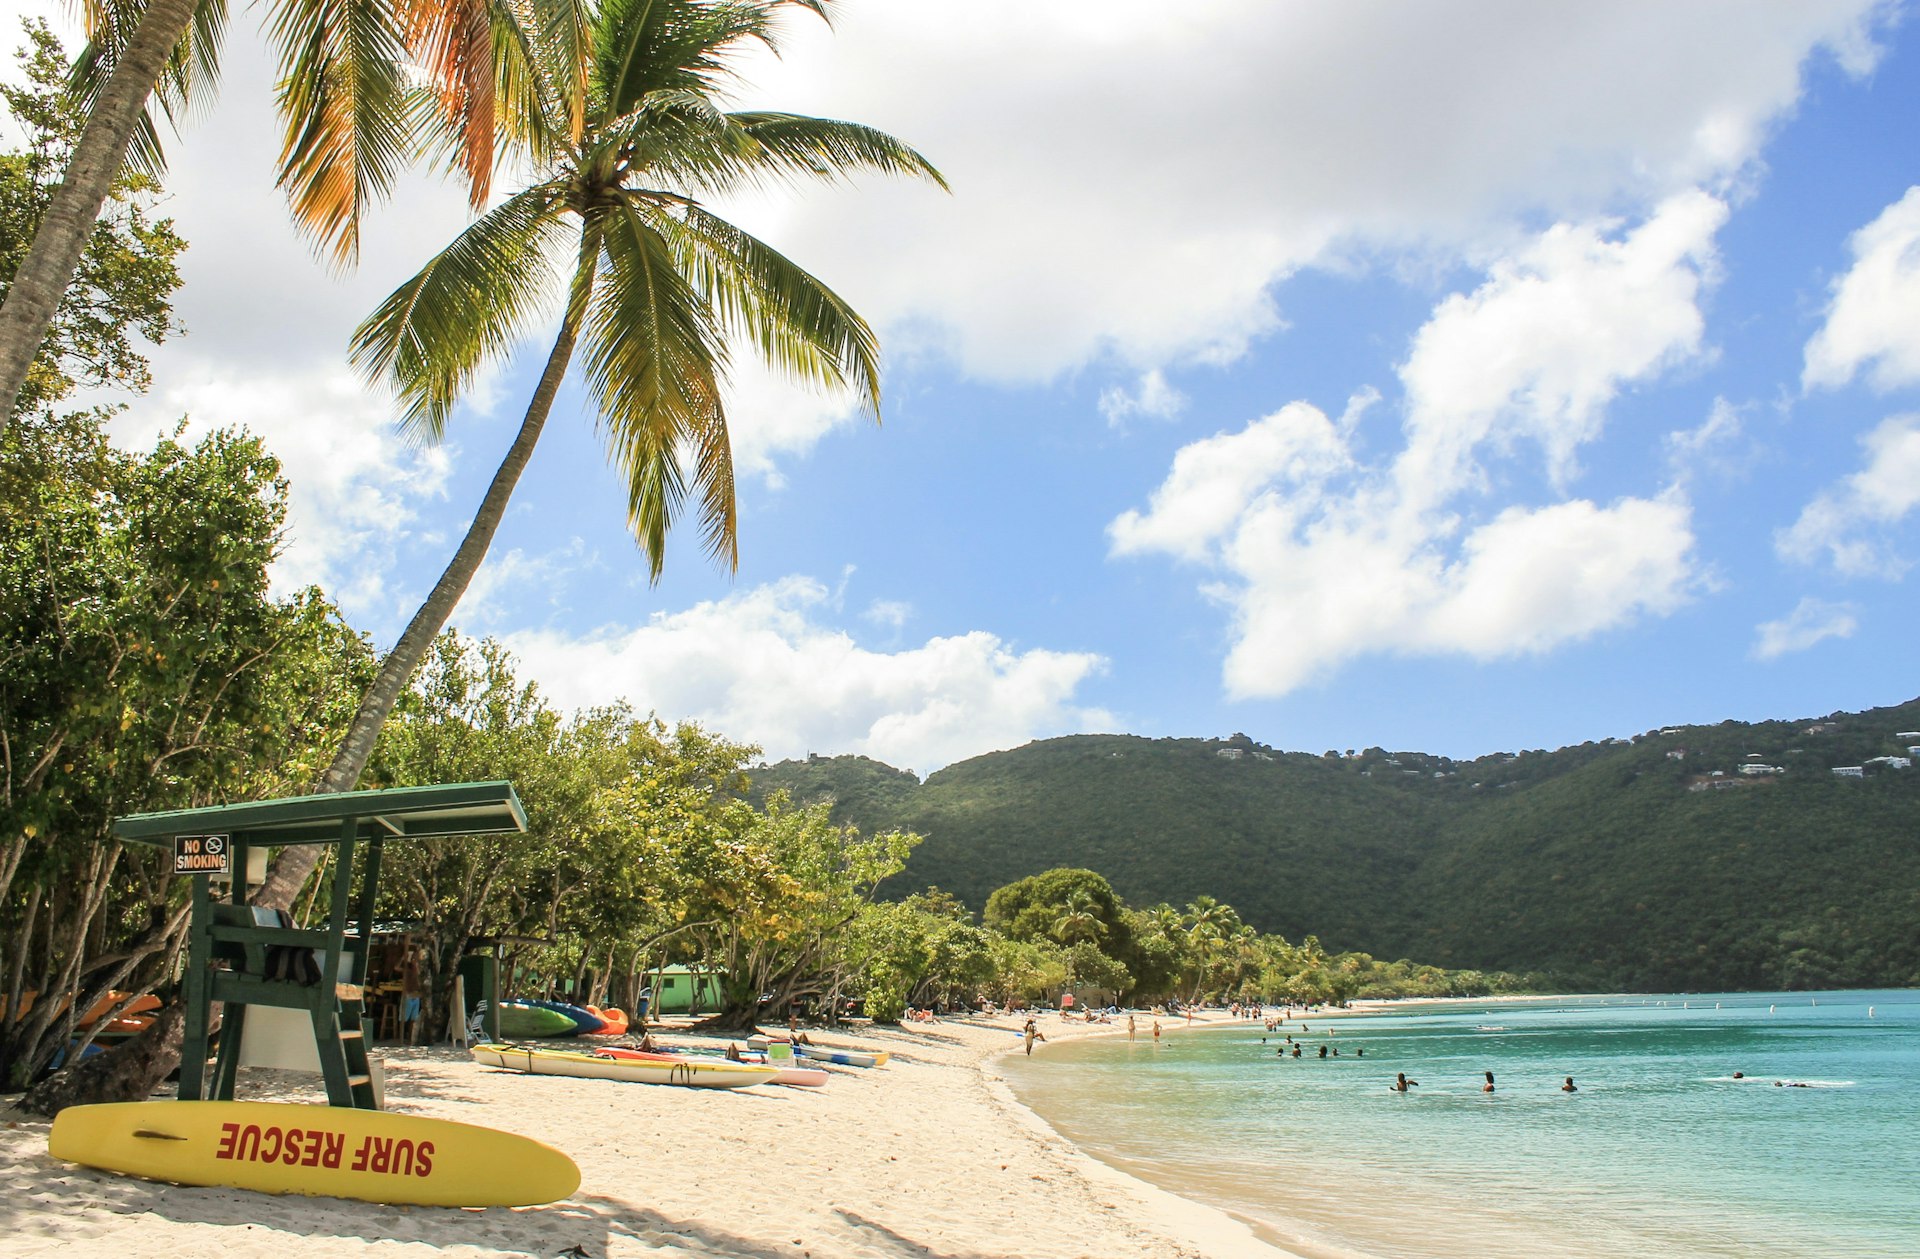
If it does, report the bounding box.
[1483,1071,1495,1093]
[1391,1072,1418,1092]
[1561,1076,1578,1092]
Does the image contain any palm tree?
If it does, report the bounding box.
[0,0,559,429]
[1050,890,1107,947]
[254,0,943,907]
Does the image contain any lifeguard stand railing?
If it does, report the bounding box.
[113,782,527,1108]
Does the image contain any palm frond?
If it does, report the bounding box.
[391,0,497,208]
[594,0,780,123]
[266,0,413,265]
[581,194,736,574]
[69,0,229,178]
[652,111,946,198]
[669,201,880,414]
[350,179,573,440]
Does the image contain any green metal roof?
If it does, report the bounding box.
[113,781,528,847]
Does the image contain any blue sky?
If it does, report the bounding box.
[20,1,1920,774]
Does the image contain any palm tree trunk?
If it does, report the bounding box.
[253,246,599,910]
[0,0,200,428]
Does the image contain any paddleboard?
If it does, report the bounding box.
[48,1100,579,1207]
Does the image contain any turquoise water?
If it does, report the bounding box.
[1000,991,1920,1258]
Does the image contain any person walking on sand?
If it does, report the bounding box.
[1392,1072,1418,1092]
[1023,1018,1045,1056]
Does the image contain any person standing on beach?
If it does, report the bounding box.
[1023,1018,1045,1056]
[1128,1015,1137,1041]
[1152,1020,1162,1043]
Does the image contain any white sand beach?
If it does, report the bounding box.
[3,1010,1299,1258]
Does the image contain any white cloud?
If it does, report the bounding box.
[1099,369,1188,428]
[719,357,868,487]
[500,577,1113,772]
[863,599,912,631]
[1777,413,1920,577]
[1214,489,1696,698]
[1396,191,1726,502]
[1109,401,1355,563]
[729,1,1883,384]
[1114,202,1714,697]
[1804,186,1920,391]
[107,362,452,622]
[1752,598,1859,660]
[1666,397,1750,486]
[459,538,595,629]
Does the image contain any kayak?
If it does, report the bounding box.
[495,1003,583,1038]
[517,1000,608,1034]
[584,1006,629,1036]
[470,1043,777,1089]
[601,1046,829,1088]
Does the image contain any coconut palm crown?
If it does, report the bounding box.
[352,0,944,572]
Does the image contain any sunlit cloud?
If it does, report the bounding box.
[500,577,1114,773]
[1752,597,1859,660]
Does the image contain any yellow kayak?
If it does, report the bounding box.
[470,1042,779,1088]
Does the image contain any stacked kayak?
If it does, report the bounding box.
[586,1006,629,1036]
[748,1035,888,1068]
[496,1000,620,1037]
[471,1042,778,1089]
[495,1003,583,1038]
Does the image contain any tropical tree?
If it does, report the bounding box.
[0,0,550,428]
[1,410,371,1100]
[253,0,943,910]
[1050,888,1107,947]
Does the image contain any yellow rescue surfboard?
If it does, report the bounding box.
[48,1100,579,1207]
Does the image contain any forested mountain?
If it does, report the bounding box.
[749,699,1920,992]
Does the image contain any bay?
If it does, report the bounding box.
[999,990,1920,1258]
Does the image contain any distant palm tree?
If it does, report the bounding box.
[1051,890,1107,947]
[0,0,567,429]
[255,0,944,906]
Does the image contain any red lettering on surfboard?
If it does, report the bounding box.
[205,1124,424,1178]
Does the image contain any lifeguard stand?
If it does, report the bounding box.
[113,781,527,1109]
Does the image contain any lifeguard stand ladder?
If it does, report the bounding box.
[112,782,527,1109]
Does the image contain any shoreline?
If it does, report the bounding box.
[4,1008,1310,1258]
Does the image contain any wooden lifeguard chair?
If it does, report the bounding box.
[113,781,527,1109]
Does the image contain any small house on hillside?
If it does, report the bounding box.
[1833,766,1865,779]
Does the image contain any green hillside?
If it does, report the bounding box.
[749,701,1920,991]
